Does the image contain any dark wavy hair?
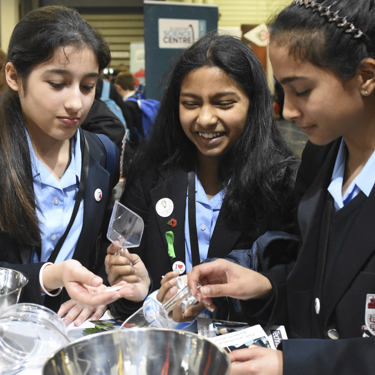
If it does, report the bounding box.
[268,0,375,79]
[129,32,299,235]
[0,6,110,245]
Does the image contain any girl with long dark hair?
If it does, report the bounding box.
[106,31,299,320]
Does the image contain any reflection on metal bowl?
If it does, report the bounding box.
[0,268,28,313]
[44,327,231,375]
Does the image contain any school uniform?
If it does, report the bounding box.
[0,130,119,311]
[256,139,375,374]
[109,168,255,319]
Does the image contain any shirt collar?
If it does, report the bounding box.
[195,173,225,208]
[26,128,81,188]
[328,138,375,205]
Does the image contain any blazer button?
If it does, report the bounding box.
[327,328,339,340]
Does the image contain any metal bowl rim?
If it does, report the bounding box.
[0,268,28,296]
[43,326,230,371]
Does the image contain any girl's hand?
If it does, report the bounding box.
[187,259,272,313]
[105,243,151,302]
[105,243,134,285]
[157,272,205,322]
[42,259,135,307]
[229,347,283,375]
[57,299,106,327]
[157,271,180,305]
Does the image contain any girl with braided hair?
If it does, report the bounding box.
[187,1,375,374]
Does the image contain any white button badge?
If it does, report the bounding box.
[172,261,186,275]
[94,188,103,202]
[155,198,174,217]
[315,297,320,315]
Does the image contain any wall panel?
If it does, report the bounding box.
[82,13,144,69]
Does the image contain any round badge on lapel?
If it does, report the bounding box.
[155,198,174,217]
[172,261,185,275]
[94,188,103,202]
[314,297,320,315]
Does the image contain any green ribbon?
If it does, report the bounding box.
[165,230,176,259]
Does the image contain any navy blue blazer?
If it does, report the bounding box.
[0,130,119,310]
[256,139,375,374]
[110,168,254,319]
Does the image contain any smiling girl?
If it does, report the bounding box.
[105,32,300,320]
[0,6,137,326]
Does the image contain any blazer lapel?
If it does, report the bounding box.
[150,169,187,268]
[288,142,337,289]
[323,188,375,321]
[207,211,242,259]
[74,153,110,267]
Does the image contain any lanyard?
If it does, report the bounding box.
[47,132,89,263]
[187,171,201,267]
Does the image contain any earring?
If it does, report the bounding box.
[361,89,369,96]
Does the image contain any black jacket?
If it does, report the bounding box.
[82,98,125,150]
[245,139,375,375]
[110,168,255,319]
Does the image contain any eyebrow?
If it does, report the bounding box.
[180,92,239,98]
[279,76,307,85]
[44,69,99,78]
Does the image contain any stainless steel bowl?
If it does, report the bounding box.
[0,268,28,312]
[43,327,230,375]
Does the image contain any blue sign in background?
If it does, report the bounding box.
[144,1,218,100]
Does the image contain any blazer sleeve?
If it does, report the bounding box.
[0,234,45,305]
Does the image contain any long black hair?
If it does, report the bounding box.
[269,0,375,79]
[0,6,110,245]
[127,31,299,236]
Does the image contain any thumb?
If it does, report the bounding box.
[124,248,139,265]
[200,283,232,299]
[107,242,122,255]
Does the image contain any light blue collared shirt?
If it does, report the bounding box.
[184,174,225,273]
[328,138,375,210]
[29,129,84,263]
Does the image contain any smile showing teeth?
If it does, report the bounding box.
[198,132,223,139]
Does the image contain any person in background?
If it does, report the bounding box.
[114,64,131,77]
[105,31,300,321]
[0,5,143,326]
[114,70,142,148]
[81,98,125,150]
[187,1,375,374]
[95,76,125,113]
[114,69,160,150]
[115,71,136,101]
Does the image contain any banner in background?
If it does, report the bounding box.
[144,0,218,100]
